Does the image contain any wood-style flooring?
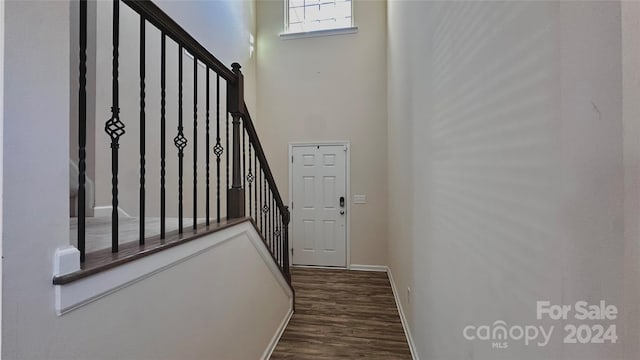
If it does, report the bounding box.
[271,267,412,360]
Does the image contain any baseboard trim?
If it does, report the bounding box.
[349,264,388,272]
[293,264,347,270]
[387,267,419,360]
[263,308,293,360]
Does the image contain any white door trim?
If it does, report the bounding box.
[288,141,351,268]
[0,0,5,352]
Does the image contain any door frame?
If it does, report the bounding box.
[288,141,351,268]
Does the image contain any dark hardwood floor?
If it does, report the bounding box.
[271,267,412,360]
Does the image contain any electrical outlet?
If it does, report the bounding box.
[407,286,411,304]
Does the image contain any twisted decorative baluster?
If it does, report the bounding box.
[104,0,125,252]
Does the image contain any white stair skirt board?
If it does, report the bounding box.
[387,267,420,360]
[262,308,293,360]
[54,221,294,316]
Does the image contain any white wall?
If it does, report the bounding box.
[388,1,633,359]
[92,0,256,218]
[256,0,388,266]
[386,0,414,332]
[621,1,640,356]
[3,1,289,359]
[0,0,4,354]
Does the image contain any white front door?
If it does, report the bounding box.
[291,144,347,267]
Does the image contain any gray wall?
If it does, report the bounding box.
[387,1,635,359]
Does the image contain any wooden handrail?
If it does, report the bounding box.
[123,0,236,82]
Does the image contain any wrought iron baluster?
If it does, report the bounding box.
[226,112,229,210]
[266,186,270,249]
[283,206,290,280]
[206,69,210,225]
[247,143,253,218]
[276,211,282,265]
[254,151,257,221]
[281,212,285,267]
[274,200,278,264]
[278,205,281,264]
[259,168,263,233]
[242,124,246,191]
[263,180,268,245]
[160,32,166,239]
[274,208,279,264]
[268,191,271,250]
[279,208,283,265]
[104,0,125,253]
[271,192,275,252]
[270,192,274,253]
[213,75,223,223]
[175,44,187,234]
[78,0,87,262]
[139,15,146,245]
[193,53,198,229]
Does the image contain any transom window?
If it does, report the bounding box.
[285,0,353,34]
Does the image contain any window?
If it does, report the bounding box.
[285,0,354,34]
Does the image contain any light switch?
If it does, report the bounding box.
[354,195,367,204]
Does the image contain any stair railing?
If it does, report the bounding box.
[241,103,291,281]
[75,0,290,283]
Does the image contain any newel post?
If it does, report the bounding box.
[227,63,245,218]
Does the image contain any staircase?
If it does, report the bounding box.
[66,0,292,290]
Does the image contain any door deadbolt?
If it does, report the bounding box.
[340,196,345,207]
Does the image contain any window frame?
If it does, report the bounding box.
[281,0,358,39]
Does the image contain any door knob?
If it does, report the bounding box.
[340,210,345,215]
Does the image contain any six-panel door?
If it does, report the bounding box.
[291,145,347,267]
